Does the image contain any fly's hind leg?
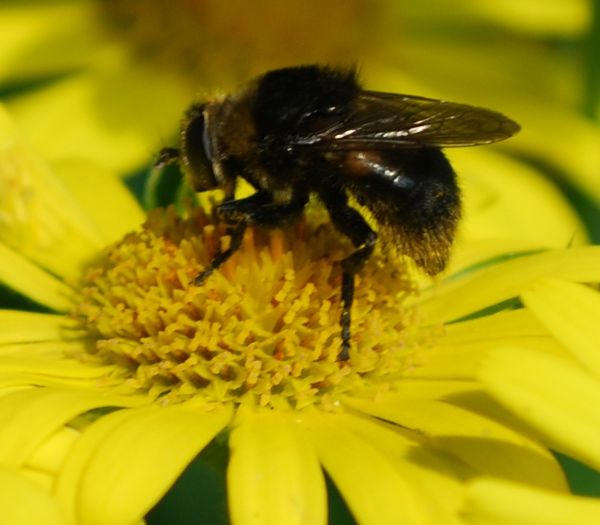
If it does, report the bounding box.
[319,183,377,360]
[194,191,308,285]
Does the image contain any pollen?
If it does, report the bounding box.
[73,206,422,408]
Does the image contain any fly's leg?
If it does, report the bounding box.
[319,183,377,360]
[194,221,247,285]
[154,147,180,168]
[195,191,308,285]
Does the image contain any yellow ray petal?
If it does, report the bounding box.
[397,0,588,38]
[405,309,566,379]
[343,396,566,490]
[459,0,589,36]
[403,344,489,380]
[403,314,564,381]
[372,379,478,400]
[7,66,189,174]
[441,310,566,356]
[0,241,74,311]
[26,427,80,475]
[0,310,79,344]
[0,387,141,469]
[0,2,98,83]
[54,408,134,525]
[0,373,107,391]
[416,246,600,323]
[0,465,66,525]
[301,409,433,525]
[442,309,547,346]
[509,107,600,203]
[480,346,600,471]
[0,348,113,380]
[453,149,586,250]
[62,404,232,525]
[52,159,144,244]
[522,279,600,377]
[0,104,103,278]
[448,239,551,279]
[228,406,326,525]
[339,411,467,523]
[463,478,600,525]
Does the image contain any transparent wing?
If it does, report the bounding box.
[291,91,520,150]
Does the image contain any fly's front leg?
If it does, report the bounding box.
[154,147,180,168]
[194,220,247,285]
[320,183,377,360]
[194,191,308,285]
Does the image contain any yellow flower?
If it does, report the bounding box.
[463,478,600,525]
[462,277,600,524]
[0,462,70,525]
[0,106,596,525]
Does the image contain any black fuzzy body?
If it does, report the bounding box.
[160,64,519,358]
[245,65,460,273]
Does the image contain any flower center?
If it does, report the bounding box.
[73,206,423,408]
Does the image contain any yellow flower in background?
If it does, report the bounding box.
[0,99,596,525]
[461,277,600,524]
[0,0,379,173]
[379,0,600,204]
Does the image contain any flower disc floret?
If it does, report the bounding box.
[74,207,424,408]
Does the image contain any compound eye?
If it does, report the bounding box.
[181,105,218,191]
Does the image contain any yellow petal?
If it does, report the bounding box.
[0,104,103,278]
[0,2,98,83]
[343,396,567,490]
[228,406,326,525]
[396,0,588,38]
[0,387,140,469]
[60,404,232,525]
[448,240,551,280]
[7,66,189,174]
[52,159,144,244]
[26,427,80,475]
[403,344,490,380]
[522,279,600,377]
[0,241,74,311]
[416,246,600,323]
[378,379,478,400]
[509,107,600,203]
[406,309,566,379]
[454,0,589,36]
[339,411,467,523]
[0,465,66,525]
[0,345,114,382]
[442,309,547,346]
[480,347,600,471]
[301,409,434,525]
[454,148,586,251]
[0,310,79,344]
[463,478,600,525]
